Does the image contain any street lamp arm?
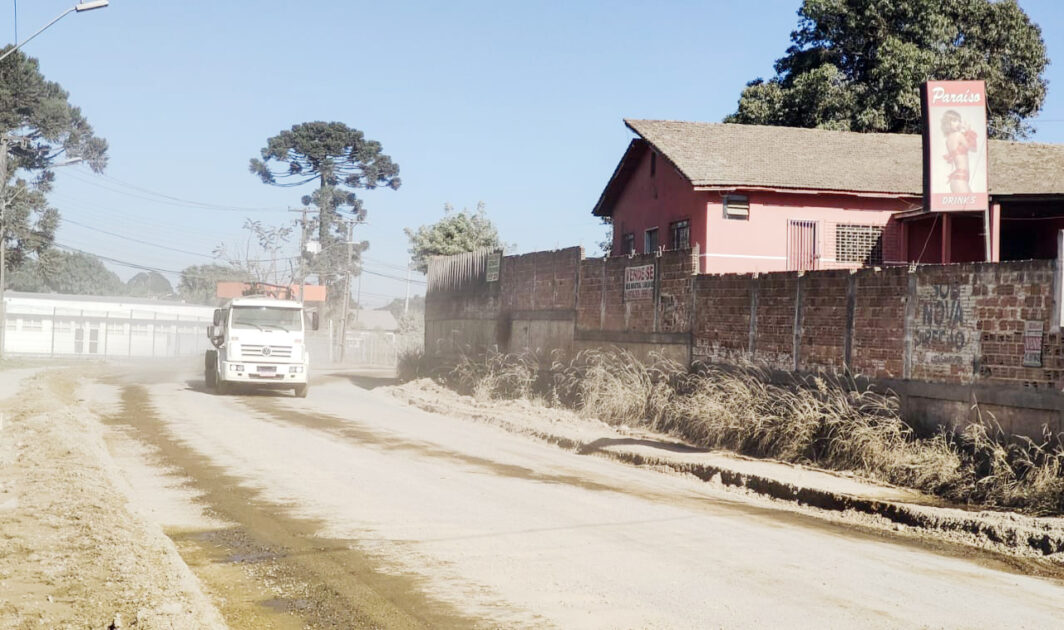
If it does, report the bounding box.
[0,1,109,64]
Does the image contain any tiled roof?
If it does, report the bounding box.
[622,119,1064,197]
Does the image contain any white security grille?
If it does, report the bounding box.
[836,224,884,265]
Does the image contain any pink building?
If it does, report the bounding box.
[593,120,1064,272]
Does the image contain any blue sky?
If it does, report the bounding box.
[8,0,1064,306]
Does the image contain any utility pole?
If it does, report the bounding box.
[289,206,309,303]
[338,219,353,362]
[0,135,8,359]
[404,268,412,315]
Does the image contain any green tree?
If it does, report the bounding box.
[126,271,174,298]
[405,202,506,274]
[1,49,108,271]
[725,0,1048,140]
[177,264,251,305]
[8,250,123,295]
[248,122,400,303]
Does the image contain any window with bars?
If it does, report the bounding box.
[669,219,690,250]
[835,224,884,265]
[621,232,635,255]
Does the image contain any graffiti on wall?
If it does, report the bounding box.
[913,280,977,370]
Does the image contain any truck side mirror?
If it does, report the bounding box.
[311,312,320,331]
[213,309,224,326]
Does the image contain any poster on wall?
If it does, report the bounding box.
[624,264,655,300]
[1023,320,1044,368]
[922,80,989,213]
[486,251,501,282]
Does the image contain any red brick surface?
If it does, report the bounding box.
[428,248,1062,392]
[851,267,908,379]
[692,273,753,363]
[799,270,850,371]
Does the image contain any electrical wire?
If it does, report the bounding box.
[61,169,290,213]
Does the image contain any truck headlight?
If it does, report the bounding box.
[230,364,244,372]
[289,366,303,374]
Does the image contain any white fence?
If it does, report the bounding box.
[3,294,213,358]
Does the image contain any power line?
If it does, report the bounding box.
[61,217,215,258]
[62,169,289,213]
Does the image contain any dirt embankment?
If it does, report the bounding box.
[383,378,1064,573]
[0,367,224,629]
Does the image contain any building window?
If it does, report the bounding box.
[644,227,659,253]
[621,232,635,255]
[836,224,884,265]
[723,195,749,220]
[669,219,690,250]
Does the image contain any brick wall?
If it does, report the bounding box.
[692,273,752,363]
[851,267,908,379]
[426,247,1064,437]
[753,273,798,370]
[799,270,851,372]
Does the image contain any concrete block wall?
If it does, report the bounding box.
[426,247,1064,438]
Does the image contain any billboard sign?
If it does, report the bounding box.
[922,80,989,213]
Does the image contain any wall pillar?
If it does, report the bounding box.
[941,213,952,263]
[988,202,1001,262]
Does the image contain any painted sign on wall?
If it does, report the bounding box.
[912,279,978,378]
[624,264,655,300]
[923,80,989,213]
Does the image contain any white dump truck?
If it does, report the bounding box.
[204,296,319,397]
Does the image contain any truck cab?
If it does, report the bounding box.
[204,296,318,397]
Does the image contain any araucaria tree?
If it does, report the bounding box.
[725,0,1048,140]
[249,122,400,300]
[405,202,505,274]
[0,49,108,271]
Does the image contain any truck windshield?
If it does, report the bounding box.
[231,306,302,332]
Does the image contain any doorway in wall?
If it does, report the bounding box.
[787,220,819,271]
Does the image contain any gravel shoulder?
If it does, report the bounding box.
[382,377,1064,572]
[0,366,225,629]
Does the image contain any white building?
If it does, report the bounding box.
[3,291,214,358]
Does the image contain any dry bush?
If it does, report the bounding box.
[450,348,538,401]
[947,420,1064,515]
[442,347,1064,515]
[396,346,426,382]
[552,348,677,425]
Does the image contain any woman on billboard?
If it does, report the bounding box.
[940,109,978,193]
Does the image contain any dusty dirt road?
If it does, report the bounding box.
[4,360,1064,629]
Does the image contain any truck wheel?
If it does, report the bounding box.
[294,383,309,398]
[204,351,217,389]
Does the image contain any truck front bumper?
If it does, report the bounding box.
[220,361,308,385]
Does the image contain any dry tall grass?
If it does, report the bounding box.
[443,347,1064,515]
[450,348,538,401]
